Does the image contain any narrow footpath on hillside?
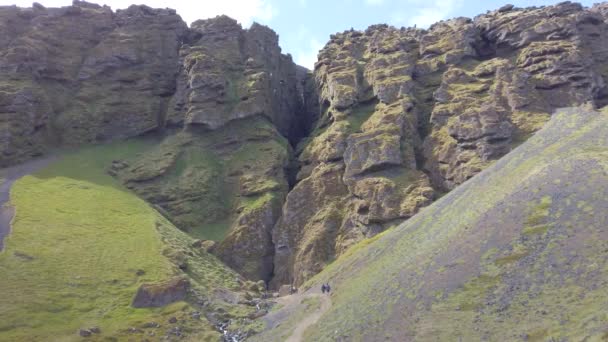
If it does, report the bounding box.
[0,157,55,251]
[285,292,332,342]
[253,286,333,342]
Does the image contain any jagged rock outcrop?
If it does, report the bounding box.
[272,1,608,287]
[112,16,306,283]
[167,16,303,141]
[0,1,187,166]
[131,277,189,308]
[424,1,608,189]
[272,24,437,287]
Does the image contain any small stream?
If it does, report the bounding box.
[217,320,247,342]
[0,157,55,251]
[209,295,274,342]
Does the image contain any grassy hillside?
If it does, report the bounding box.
[115,116,291,243]
[261,106,608,341]
[0,140,241,341]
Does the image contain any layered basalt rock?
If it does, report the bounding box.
[272,2,608,287]
[424,1,608,190]
[272,25,437,288]
[168,16,303,141]
[0,1,187,166]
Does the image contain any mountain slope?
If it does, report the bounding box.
[2,3,608,340]
[0,141,250,340]
[113,116,292,282]
[266,106,608,341]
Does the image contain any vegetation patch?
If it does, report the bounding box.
[525,196,552,227]
[346,101,377,133]
[116,116,291,243]
[495,250,529,266]
[0,140,238,340]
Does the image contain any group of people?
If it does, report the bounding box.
[321,283,331,294]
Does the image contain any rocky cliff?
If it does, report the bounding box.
[0,1,309,284]
[0,1,187,165]
[271,1,608,287]
[267,105,608,341]
[111,15,309,283]
[3,1,608,291]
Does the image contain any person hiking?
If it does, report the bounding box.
[321,284,327,293]
[325,283,331,294]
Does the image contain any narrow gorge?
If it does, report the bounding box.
[2,1,608,340]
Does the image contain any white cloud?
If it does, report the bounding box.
[295,38,324,70]
[1,0,277,26]
[365,0,385,5]
[391,0,461,28]
[411,0,461,27]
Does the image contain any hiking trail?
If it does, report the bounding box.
[284,292,332,342]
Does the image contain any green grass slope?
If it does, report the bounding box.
[265,106,608,341]
[0,141,241,341]
[115,116,291,243]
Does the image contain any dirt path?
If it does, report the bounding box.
[0,157,55,251]
[285,293,332,342]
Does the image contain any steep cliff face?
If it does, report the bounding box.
[424,2,608,189]
[272,2,608,287]
[168,16,303,140]
[112,15,307,283]
[0,1,187,166]
[272,25,437,287]
[0,2,308,284]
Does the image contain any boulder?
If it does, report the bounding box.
[79,329,92,337]
[131,277,189,308]
[344,131,402,178]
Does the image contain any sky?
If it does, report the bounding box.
[0,0,598,68]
